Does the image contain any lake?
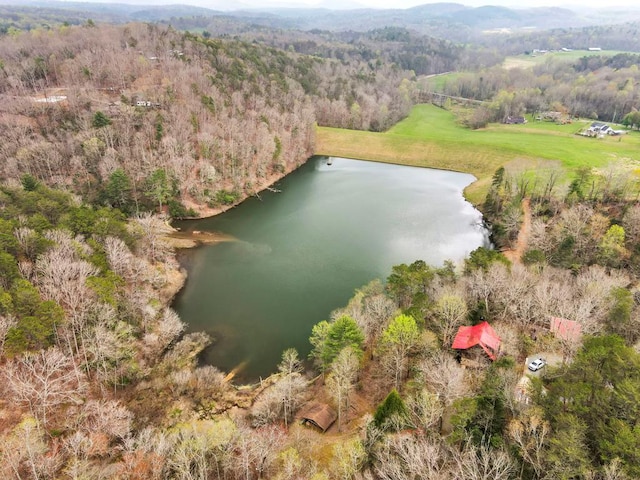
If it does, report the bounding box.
[173,156,490,382]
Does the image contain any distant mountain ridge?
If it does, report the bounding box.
[2,0,640,40]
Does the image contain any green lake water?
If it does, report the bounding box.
[173,156,489,382]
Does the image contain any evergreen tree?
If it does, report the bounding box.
[373,388,408,430]
[91,111,111,128]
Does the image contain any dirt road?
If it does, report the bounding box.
[502,197,531,264]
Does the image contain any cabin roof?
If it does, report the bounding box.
[452,321,501,360]
[300,403,337,432]
[550,316,582,342]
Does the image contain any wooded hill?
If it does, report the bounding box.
[0,22,415,215]
[5,2,640,54]
[435,52,640,125]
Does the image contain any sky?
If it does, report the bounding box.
[54,0,640,10]
[263,0,640,7]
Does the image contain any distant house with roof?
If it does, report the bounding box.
[452,321,501,360]
[504,116,527,125]
[584,122,625,137]
[586,122,611,136]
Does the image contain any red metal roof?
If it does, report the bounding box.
[550,316,582,342]
[452,321,501,360]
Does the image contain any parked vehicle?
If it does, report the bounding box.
[528,358,546,372]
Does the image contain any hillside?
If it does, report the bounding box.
[0,23,416,216]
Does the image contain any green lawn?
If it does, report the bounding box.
[503,50,630,69]
[315,104,640,204]
[422,72,461,92]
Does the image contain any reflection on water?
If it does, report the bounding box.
[173,157,490,382]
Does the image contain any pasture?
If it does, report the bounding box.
[315,104,640,204]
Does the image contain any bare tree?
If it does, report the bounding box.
[251,374,307,429]
[0,416,61,480]
[451,441,516,480]
[372,433,449,480]
[225,425,285,480]
[508,407,549,479]
[143,307,186,357]
[464,263,508,316]
[378,314,420,389]
[327,347,360,432]
[433,288,468,345]
[118,427,171,480]
[573,265,628,333]
[83,314,136,391]
[622,204,640,245]
[601,458,630,480]
[13,226,40,261]
[419,352,469,410]
[495,264,537,326]
[361,293,397,347]
[3,347,87,427]
[331,438,366,480]
[278,348,306,429]
[169,418,236,480]
[131,213,176,265]
[406,389,444,432]
[77,399,133,443]
[35,232,99,368]
[333,282,397,356]
[104,235,151,284]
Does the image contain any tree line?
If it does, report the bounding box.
[484,22,640,56]
[438,54,640,125]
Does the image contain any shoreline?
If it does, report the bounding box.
[161,157,312,387]
[166,157,310,248]
[176,152,482,231]
[165,230,237,249]
[180,158,310,221]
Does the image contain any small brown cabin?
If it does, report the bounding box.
[300,403,337,433]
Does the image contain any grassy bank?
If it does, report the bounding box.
[315,104,640,204]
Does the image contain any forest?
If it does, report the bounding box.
[437,53,640,125]
[1,5,640,479]
[0,22,423,216]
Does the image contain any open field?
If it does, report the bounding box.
[421,72,461,92]
[314,104,640,204]
[503,49,629,69]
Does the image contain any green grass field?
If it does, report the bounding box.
[503,50,629,69]
[422,72,461,92]
[315,104,640,204]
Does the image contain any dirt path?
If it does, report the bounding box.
[502,197,531,264]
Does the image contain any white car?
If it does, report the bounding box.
[528,358,546,372]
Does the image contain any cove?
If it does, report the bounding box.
[173,156,490,382]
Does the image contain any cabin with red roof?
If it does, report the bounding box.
[452,321,501,360]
